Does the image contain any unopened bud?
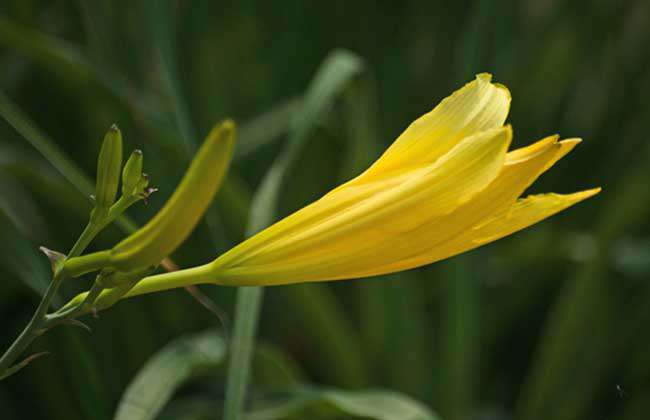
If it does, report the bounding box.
[109,119,235,270]
[95,124,123,209]
[121,149,143,196]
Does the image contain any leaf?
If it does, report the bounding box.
[247,388,440,420]
[114,329,227,420]
[515,144,650,420]
[341,75,432,395]
[235,98,302,161]
[0,91,138,233]
[225,49,365,420]
[0,15,95,83]
[248,48,364,233]
[0,352,49,381]
[0,209,57,302]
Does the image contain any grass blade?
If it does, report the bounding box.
[0,91,138,233]
[235,98,302,161]
[224,49,365,420]
[114,330,226,420]
[248,388,440,420]
[515,145,650,420]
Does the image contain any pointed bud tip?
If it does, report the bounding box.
[39,246,66,271]
[221,119,235,131]
[133,149,143,156]
[109,123,120,132]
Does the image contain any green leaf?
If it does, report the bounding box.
[114,329,227,420]
[436,258,479,420]
[0,15,95,83]
[248,48,363,233]
[0,209,57,303]
[248,388,440,420]
[235,98,301,161]
[224,48,365,420]
[515,144,650,420]
[0,91,137,233]
[0,90,94,197]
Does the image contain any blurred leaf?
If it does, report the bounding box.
[436,258,479,420]
[0,163,49,242]
[267,51,368,386]
[114,329,226,420]
[248,388,440,420]
[516,145,650,420]
[612,237,650,277]
[0,209,57,303]
[253,343,306,389]
[248,48,363,233]
[0,147,91,223]
[235,98,301,161]
[225,48,366,420]
[341,75,431,395]
[0,14,94,82]
[0,90,94,196]
[60,330,111,420]
[0,91,138,233]
[143,0,197,154]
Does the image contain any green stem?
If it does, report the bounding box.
[64,251,112,278]
[0,217,106,376]
[223,286,264,420]
[67,222,101,258]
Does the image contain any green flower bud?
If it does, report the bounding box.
[110,120,235,270]
[121,149,144,196]
[95,124,123,210]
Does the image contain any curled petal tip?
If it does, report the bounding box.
[476,72,493,82]
[585,187,602,196]
[571,187,602,202]
[560,137,582,145]
[220,118,236,131]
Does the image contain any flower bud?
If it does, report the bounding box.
[95,124,123,209]
[121,149,144,196]
[109,119,235,270]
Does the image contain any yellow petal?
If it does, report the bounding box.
[349,188,601,278]
[358,73,510,180]
[308,135,581,279]
[211,125,512,284]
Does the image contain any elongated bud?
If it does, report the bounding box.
[95,124,123,209]
[122,149,143,196]
[109,119,235,270]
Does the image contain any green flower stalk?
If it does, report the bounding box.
[64,119,236,277]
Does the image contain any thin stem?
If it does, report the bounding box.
[0,218,104,375]
[67,222,101,260]
[223,286,264,420]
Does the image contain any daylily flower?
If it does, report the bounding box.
[94,73,600,300]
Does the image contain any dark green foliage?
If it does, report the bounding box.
[0,1,646,419]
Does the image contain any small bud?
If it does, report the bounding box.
[39,246,66,273]
[109,119,235,270]
[122,149,144,196]
[95,125,123,209]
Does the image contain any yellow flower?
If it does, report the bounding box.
[116,73,600,297]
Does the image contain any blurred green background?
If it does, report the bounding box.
[1,1,649,419]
